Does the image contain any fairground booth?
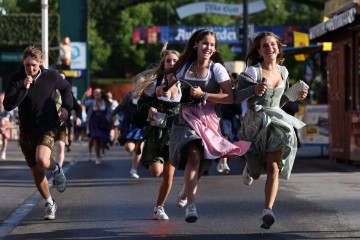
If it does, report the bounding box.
[309,0,360,163]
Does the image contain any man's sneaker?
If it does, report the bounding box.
[44,201,57,220]
[242,163,253,185]
[260,209,275,229]
[185,203,198,223]
[153,206,169,220]
[177,188,187,208]
[52,163,67,193]
[217,162,230,174]
[130,169,139,179]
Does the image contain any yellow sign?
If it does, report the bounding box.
[321,17,332,51]
[63,70,80,77]
[293,31,309,61]
[297,105,329,146]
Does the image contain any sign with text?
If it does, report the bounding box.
[297,105,329,146]
[0,52,22,62]
[176,0,266,19]
[133,26,239,44]
[132,25,309,45]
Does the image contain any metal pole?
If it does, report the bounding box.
[41,0,48,68]
[243,0,248,58]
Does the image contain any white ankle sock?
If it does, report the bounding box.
[46,197,54,205]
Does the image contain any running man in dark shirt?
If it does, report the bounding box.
[3,45,73,220]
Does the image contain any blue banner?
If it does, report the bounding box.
[132,25,310,45]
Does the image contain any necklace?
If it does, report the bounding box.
[194,61,208,78]
[262,63,276,72]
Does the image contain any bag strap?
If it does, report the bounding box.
[156,74,163,87]
[255,63,262,82]
[181,61,193,80]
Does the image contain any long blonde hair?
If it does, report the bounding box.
[133,42,180,98]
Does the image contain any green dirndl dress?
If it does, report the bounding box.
[239,86,305,180]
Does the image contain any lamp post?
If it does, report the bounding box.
[41,0,48,68]
[243,0,248,58]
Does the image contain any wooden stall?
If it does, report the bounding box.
[309,0,360,162]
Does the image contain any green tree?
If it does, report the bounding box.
[88,19,111,75]
[1,0,325,79]
[89,0,242,77]
[1,0,59,14]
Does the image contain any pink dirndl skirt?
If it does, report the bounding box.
[182,104,250,159]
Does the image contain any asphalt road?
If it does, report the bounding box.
[0,140,360,240]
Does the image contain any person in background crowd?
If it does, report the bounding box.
[106,91,119,146]
[111,88,144,179]
[82,88,112,165]
[166,29,251,223]
[107,91,119,110]
[133,41,181,220]
[0,92,13,160]
[59,36,73,71]
[75,103,87,144]
[54,71,82,167]
[4,45,72,220]
[216,73,243,174]
[234,31,308,229]
[50,36,73,71]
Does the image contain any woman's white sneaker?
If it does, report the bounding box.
[242,163,253,185]
[153,206,169,220]
[217,162,230,174]
[185,203,198,223]
[130,169,139,179]
[177,188,187,208]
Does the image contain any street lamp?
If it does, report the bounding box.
[243,0,248,58]
[41,0,48,68]
[0,0,6,15]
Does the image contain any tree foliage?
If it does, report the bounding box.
[1,0,59,14]
[0,0,325,80]
[86,0,324,78]
[88,19,111,75]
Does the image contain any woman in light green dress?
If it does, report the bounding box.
[234,32,308,230]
